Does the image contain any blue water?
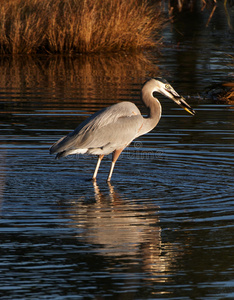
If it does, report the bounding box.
[0,5,234,299]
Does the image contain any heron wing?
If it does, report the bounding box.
[80,114,144,152]
[50,101,141,154]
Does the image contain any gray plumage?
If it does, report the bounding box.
[50,102,142,157]
[50,78,195,181]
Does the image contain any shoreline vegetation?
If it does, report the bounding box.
[0,0,164,55]
[0,0,232,55]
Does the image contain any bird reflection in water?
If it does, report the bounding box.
[67,182,180,284]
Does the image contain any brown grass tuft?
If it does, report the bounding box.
[0,0,164,54]
[218,83,234,103]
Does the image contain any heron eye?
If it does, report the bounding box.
[165,84,170,90]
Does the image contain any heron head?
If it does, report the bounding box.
[152,78,195,116]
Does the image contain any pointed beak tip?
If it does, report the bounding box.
[184,107,196,116]
[178,97,195,116]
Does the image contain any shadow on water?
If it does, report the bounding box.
[60,182,179,286]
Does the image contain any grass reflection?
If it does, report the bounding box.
[0,53,158,102]
[0,53,159,133]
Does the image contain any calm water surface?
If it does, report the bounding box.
[0,7,234,300]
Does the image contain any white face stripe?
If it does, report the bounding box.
[151,80,180,101]
[149,78,194,115]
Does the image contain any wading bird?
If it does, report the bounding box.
[50,78,195,181]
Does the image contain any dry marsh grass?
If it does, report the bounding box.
[218,83,234,103]
[0,0,164,54]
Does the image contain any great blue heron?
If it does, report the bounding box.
[50,78,195,181]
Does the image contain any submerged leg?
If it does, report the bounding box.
[107,149,123,182]
[92,155,104,181]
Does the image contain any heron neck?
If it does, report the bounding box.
[141,89,162,133]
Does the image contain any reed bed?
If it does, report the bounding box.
[0,0,164,54]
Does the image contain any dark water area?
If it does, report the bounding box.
[0,5,234,300]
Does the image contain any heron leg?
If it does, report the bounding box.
[107,149,123,182]
[92,154,104,181]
